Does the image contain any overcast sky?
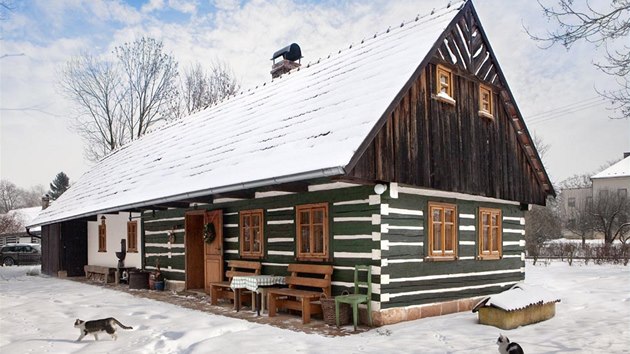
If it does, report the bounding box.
[1,0,629,191]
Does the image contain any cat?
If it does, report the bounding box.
[74,317,133,341]
[497,334,524,354]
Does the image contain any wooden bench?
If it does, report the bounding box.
[267,263,333,324]
[84,265,116,283]
[210,260,261,306]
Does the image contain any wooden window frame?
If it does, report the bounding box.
[98,219,107,252]
[239,209,264,259]
[127,221,138,253]
[478,208,502,260]
[296,203,329,261]
[478,84,494,119]
[436,65,453,97]
[426,202,458,261]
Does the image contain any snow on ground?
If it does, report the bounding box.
[1,262,628,353]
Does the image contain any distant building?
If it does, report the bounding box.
[0,206,43,246]
[560,153,630,239]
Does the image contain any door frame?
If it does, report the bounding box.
[184,209,224,292]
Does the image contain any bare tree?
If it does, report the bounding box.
[527,1,630,119]
[589,189,630,244]
[115,38,179,140]
[173,61,239,118]
[60,54,125,162]
[19,185,46,208]
[0,179,21,213]
[0,213,22,234]
[526,196,562,263]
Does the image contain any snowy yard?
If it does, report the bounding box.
[1,262,628,353]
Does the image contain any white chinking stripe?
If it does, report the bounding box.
[459,241,475,245]
[334,199,369,206]
[145,229,183,235]
[223,212,238,216]
[224,223,238,228]
[503,216,522,222]
[144,217,184,223]
[504,228,525,235]
[146,265,185,273]
[267,237,293,243]
[459,214,475,219]
[268,250,294,256]
[334,234,372,240]
[145,252,185,257]
[389,268,524,283]
[334,249,380,260]
[388,281,517,298]
[146,243,184,248]
[387,225,423,230]
[459,225,476,231]
[308,182,361,191]
[267,207,294,212]
[333,216,371,222]
[333,265,381,275]
[386,258,424,264]
[459,256,475,260]
[503,240,524,246]
[267,220,294,225]
[225,250,238,254]
[224,237,238,243]
[369,195,381,205]
[261,262,289,267]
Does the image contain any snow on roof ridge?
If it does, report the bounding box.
[591,155,630,179]
[96,0,467,163]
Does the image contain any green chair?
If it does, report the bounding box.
[335,265,372,330]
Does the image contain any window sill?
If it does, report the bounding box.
[241,253,264,259]
[127,250,138,253]
[425,255,457,262]
[478,111,494,120]
[297,256,328,262]
[432,93,456,106]
[477,254,501,260]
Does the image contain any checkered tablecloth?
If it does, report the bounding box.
[230,275,286,293]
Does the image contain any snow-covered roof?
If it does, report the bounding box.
[30,2,466,227]
[473,283,560,312]
[591,155,630,179]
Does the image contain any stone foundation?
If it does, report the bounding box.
[166,279,185,292]
[372,297,482,326]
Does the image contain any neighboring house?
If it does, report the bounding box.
[591,154,630,199]
[560,187,592,238]
[29,1,553,325]
[560,154,630,239]
[1,206,43,247]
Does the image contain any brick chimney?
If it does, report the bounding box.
[271,43,302,79]
[41,194,50,210]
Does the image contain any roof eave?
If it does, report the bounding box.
[28,166,346,228]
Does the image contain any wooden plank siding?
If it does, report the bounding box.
[346,63,547,205]
[378,185,525,309]
[141,185,382,299]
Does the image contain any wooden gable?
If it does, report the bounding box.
[345,2,553,205]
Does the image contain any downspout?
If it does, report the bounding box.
[25,227,41,240]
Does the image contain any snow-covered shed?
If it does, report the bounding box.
[473,283,561,329]
[29,0,554,325]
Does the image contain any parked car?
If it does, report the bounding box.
[1,243,41,266]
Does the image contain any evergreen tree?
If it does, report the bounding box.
[49,172,70,200]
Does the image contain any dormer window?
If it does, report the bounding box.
[479,84,494,119]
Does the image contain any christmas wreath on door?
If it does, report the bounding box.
[203,222,216,244]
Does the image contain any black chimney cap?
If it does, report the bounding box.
[271,43,302,62]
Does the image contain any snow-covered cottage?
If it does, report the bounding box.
[29,0,554,325]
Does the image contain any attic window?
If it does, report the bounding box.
[479,84,494,119]
[435,65,456,105]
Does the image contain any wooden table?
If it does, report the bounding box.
[230,275,286,315]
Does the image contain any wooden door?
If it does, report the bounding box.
[204,210,224,293]
[185,212,205,290]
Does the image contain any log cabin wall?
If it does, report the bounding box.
[141,185,382,304]
[347,63,546,205]
[378,184,525,310]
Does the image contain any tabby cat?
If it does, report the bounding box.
[74,317,133,341]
